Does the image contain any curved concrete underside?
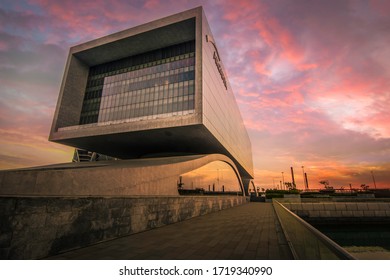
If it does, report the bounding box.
[0,154,243,196]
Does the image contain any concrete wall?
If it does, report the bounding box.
[282,202,390,224]
[0,154,244,196]
[0,195,246,259]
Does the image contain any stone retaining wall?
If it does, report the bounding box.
[0,195,246,259]
[282,202,390,224]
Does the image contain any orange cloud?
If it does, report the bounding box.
[255,162,390,190]
[1,0,389,190]
[0,128,73,170]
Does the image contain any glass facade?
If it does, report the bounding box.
[179,161,242,194]
[80,41,195,125]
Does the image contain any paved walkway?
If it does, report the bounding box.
[47,203,293,260]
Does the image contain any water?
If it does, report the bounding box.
[343,246,390,260]
[314,224,390,260]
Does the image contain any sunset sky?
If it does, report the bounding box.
[1,0,389,189]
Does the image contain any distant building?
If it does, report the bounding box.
[3,7,253,196]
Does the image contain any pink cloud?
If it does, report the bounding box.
[369,0,390,17]
[1,0,389,189]
[144,0,161,10]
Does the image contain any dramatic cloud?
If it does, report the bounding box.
[1,0,389,189]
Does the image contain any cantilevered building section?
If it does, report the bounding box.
[48,6,253,193]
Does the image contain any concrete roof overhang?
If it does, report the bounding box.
[72,17,196,66]
[51,124,252,181]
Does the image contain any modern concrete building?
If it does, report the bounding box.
[49,7,253,194]
[47,6,253,193]
[1,6,255,198]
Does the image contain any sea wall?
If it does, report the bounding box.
[282,202,390,224]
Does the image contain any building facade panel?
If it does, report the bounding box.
[200,9,253,179]
[52,56,89,131]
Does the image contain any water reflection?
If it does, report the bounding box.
[315,224,390,260]
[178,161,242,194]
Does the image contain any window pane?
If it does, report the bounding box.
[81,40,196,124]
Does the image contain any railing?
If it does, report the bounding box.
[273,200,355,260]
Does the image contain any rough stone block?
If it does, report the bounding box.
[31,213,48,228]
[147,220,157,229]
[73,209,97,222]
[0,248,10,259]
[303,203,314,210]
[345,203,358,211]
[91,219,113,231]
[356,203,368,211]
[56,224,72,238]
[103,227,119,239]
[117,216,131,227]
[363,210,375,217]
[90,198,108,211]
[29,227,57,242]
[107,198,125,208]
[310,210,320,217]
[0,232,12,248]
[28,241,52,259]
[46,198,72,213]
[335,203,346,211]
[0,198,16,214]
[334,210,343,217]
[111,207,125,218]
[353,210,364,217]
[122,198,135,208]
[130,221,145,233]
[87,230,104,245]
[66,216,92,234]
[8,244,30,259]
[136,198,146,205]
[118,226,131,235]
[290,203,300,211]
[158,203,168,211]
[323,203,336,211]
[378,203,390,210]
[16,198,47,214]
[12,213,47,230]
[0,215,13,232]
[295,203,304,211]
[319,211,332,218]
[45,212,75,227]
[341,210,354,217]
[312,204,325,211]
[367,203,380,210]
[122,207,132,217]
[72,198,93,210]
[374,210,386,217]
